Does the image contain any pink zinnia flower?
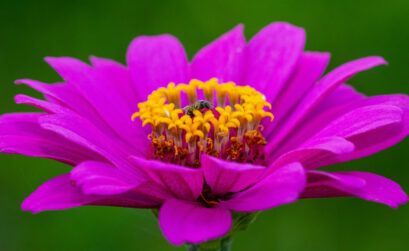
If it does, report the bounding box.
[2,22,408,247]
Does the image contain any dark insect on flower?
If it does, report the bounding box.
[183,100,213,117]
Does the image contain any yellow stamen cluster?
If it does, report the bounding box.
[132,78,274,166]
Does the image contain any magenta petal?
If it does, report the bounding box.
[126,34,189,99]
[201,154,264,194]
[14,94,72,114]
[0,113,103,165]
[191,24,245,83]
[90,191,160,209]
[311,84,366,116]
[220,162,306,212]
[273,94,409,165]
[131,156,203,200]
[321,94,409,163]
[44,57,147,150]
[269,105,403,170]
[22,174,101,213]
[314,104,403,139]
[38,113,146,178]
[70,160,164,205]
[265,51,330,138]
[70,161,140,195]
[244,22,305,101]
[159,199,232,245]
[269,51,330,114]
[89,56,140,110]
[266,56,387,155]
[71,160,173,204]
[268,136,355,173]
[22,174,158,213]
[14,79,114,133]
[301,171,408,208]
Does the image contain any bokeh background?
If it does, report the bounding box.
[1,0,409,250]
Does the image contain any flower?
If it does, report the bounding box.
[2,22,408,247]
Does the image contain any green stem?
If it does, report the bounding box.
[185,244,200,251]
[184,239,231,251]
[220,240,232,251]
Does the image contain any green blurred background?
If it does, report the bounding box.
[1,0,408,250]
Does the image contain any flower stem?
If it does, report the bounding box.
[184,239,231,251]
[185,244,199,251]
[220,240,232,251]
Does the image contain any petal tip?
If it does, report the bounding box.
[21,197,38,214]
[14,79,26,85]
[43,56,57,64]
[88,55,99,64]
[367,56,388,66]
[231,23,244,33]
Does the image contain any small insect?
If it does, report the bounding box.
[183,100,213,117]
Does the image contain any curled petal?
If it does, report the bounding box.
[202,154,264,195]
[70,161,140,196]
[130,156,203,200]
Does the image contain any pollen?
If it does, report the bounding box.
[132,78,274,167]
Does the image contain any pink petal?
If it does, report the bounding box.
[267,86,367,160]
[14,94,72,114]
[327,95,409,163]
[299,104,404,169]
[90,192,159,209]
[301,171,408,208]
[267,136,355,174]
[126,34,189,99]
[89,56,140,110]
[0,113,103,165]
[14,93,125,142]
[22,174,102,213]
[220,162,306,212]
[265,52,330,138]
[70,161,140,195]
[269,104,403,170]
[131,156,203,201]
[314,104,403,139]
[201,154,265,195]
[22,174,158,213]
[71,160,169,203]
[132,180,175,203]
[15,79,115,134]
[44,57,147,150]
[266,56,387,155]
[271,94,409,166]
[38,112,146,178]
[159,199,232,245]
[244,22,305,101]
[311,84,366,116]
[191,24,246,83]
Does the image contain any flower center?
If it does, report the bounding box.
[132,78,274,168]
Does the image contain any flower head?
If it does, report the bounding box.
[2,22,409,247]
